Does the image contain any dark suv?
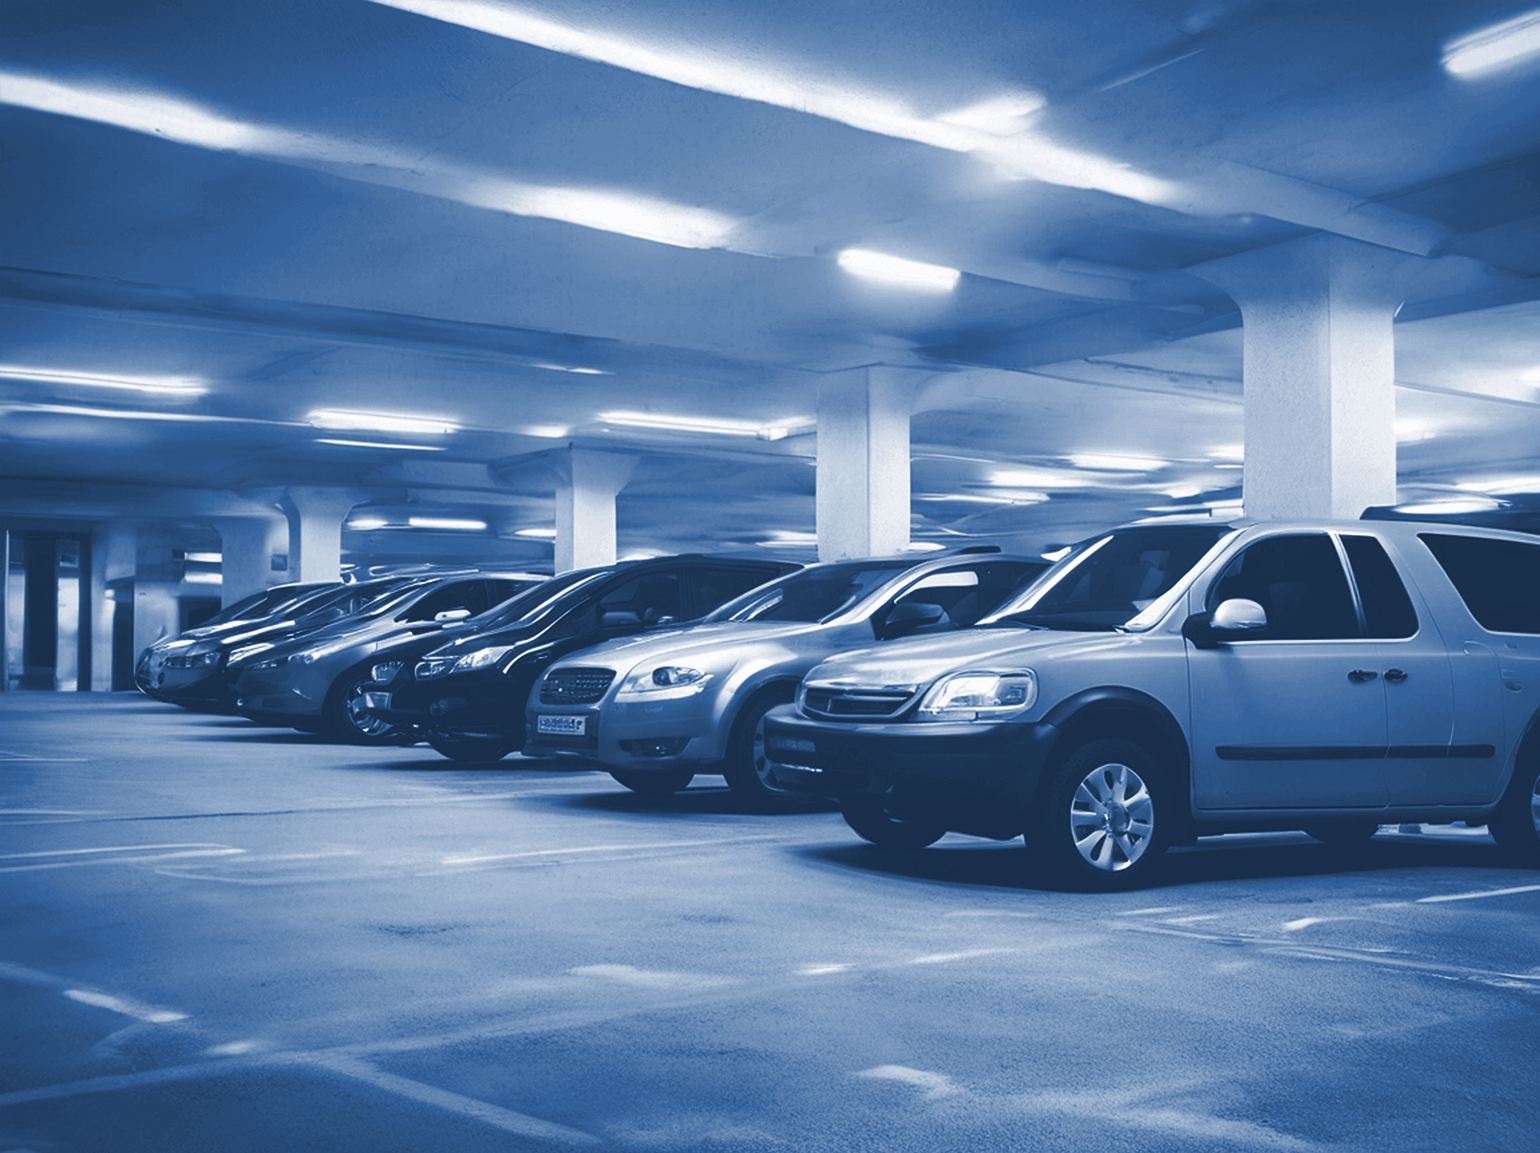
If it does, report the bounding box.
[364,554,801,760]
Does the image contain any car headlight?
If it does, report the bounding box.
[165,650,221,669]
[451,646,513,674]
[915,670,1037,722]
[618,665,711,695]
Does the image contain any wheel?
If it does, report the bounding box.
[425,729,515,762]
[1031,737,1168,889]
[610,768,695,795]
[722,690,797,809]
[1303,821,1381,846]
[1489,759,1540,867]
[323,666,407,746]
[841,796,946,849]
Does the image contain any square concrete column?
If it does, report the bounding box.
[1194,234,1426,520]
[281,488,366,583]
[215,517,287,606]
[816,366,920,561]
[543,449,639,573]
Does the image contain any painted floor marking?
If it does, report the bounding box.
[62,989,187,1023]
[0,842,237,861]
[0,847,244,873]
[857,1065,959,1098]
[0,751,89,762]
[910,948,1015,965]
[1115,907,1182,916]
[1417,882,1540,903]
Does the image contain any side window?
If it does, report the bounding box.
[598,572,682,628]
[691,566,780,618]
[1420,533,1540,634]
[894,561,1046,628]
[1341,536,1417,639]
[485,579,530,606]
[402,582,486,622]
[1207,534,1359,640]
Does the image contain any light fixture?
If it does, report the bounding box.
[1068,453,1166,472]
[408,516,489,531]
[1208,444,1244,462]
[523,425,572,439]
[183,552,222,564]
[184,571,222,585]
[903,542,946,552]
[316,438,446,451]
[988,467,1084,490]
[0,365,207,396]
[347,515,391,530]
[1396,497,1503,515]
[515,527,558,539]
[1443,7,1540,77]
[837,248,960,292]
[598,411,806,440]
[530,362,609,375]
[308,410,458,435]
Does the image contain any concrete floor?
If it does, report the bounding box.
[3,692,1538,1152]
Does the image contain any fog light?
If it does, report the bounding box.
[623,737,689,758]
[428,697,468,717]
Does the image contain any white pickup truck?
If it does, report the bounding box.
[764,518,1540,889]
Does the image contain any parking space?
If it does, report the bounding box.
[4,693,1539,1151]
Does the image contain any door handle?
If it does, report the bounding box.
[1348,669,1379,683]
[1384,668,1408,684]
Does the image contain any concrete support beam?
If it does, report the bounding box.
[281,488,366,583]
[1193,235,1426,520]
[816,366,920,561]
[215,518,288,606]
[541,449,640,573]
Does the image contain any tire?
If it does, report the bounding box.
[722,689,797,809]
[1030,737,1168,890]
[841,796,946,849]
[610,768,695,795]
[323,666,407,746]
[1303,821,1381,846]
[1489,758,1540,867]
[425,729,515,762]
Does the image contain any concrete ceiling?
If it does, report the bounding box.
[2,0,1539,566]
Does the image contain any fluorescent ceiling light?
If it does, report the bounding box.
[530,362,609,375]
[903,542,946,552]
[988,467,1084,490]
[515,527,558,538]
[523,425,571,439]
[183,552,222,564]
[0,365,206,396]
[408,516,489,531]
[837,249,960,292]
[0,401,268,424]
[308,410,458,435]
[1396,497,1503,515]
[364,1,1174,206]
[317,438,446,451]
[1443,7,1540,77]
[1068,453,1166,472]
[0,70,735,250]
[183,571,223,584]
[599,410,800,439]
[347,516,391,530]
[1208,444,1245,462]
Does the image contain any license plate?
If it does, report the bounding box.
[537,714,586,736]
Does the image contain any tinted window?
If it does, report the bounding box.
[706,561,915,623]
[691,566,784,617]
[887,561,1047,629]
[1208,534,1358,640]
[985,526,1229,631]
[1341,535,1417,638]
[1420,533,1540,634]
[599,572,682,626]
[474,570,607,628]
[402,581,487,622]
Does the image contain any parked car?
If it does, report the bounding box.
[363,554,802,761]
[524,550,1047,806]
[763,518,1540,888]
[229,574,544,743]
[136,580,364,706]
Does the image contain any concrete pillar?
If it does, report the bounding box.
[816,365,919,561]
[281,488,364,583]
[215,517,287,606]
[1193,234,1426,520]
[542,449,640,573]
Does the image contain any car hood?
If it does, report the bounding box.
[552,621,830,671]
[801,627,1140,687]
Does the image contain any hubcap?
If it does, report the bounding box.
[1069,761,1154,872]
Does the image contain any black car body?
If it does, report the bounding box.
[364,554,801,760]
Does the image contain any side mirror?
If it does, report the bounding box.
[880,600,946,639]
[1183,598,1267,649]
[434,609,472,623]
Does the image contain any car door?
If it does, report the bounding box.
[1187,532,1390,810]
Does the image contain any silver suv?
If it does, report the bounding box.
[524,551,1045,806]
[764,519,1540,888]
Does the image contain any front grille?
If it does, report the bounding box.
[540,667,616,705]
[801,685,917,722]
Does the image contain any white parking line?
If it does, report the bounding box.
[857,1065,959,1098]
[63,989,187,1023]
[1115,907,1182,916]
[0,848,244,873]
[1417,883,1540,904]
[0,843,236,860]
[441,833,784,865]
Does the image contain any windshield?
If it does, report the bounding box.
[293,578,421,624]
[705,560,916,624]
[471,569,609,629]
[980,525,1233,631]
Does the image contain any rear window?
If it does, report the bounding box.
[1420,533,1540,634]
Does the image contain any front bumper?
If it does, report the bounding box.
[231,665,331,726]
[524,687,727,767]
[761,706,1056,836]
[367,666,531,743]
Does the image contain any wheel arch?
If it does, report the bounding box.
[1035,687,1194,842]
